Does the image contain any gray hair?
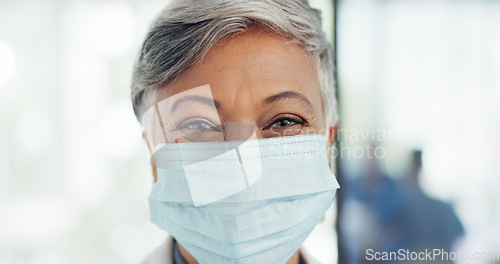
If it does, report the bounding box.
[131,0,338,127]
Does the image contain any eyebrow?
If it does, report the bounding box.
[170,95,221,113]
[264,90,313,108]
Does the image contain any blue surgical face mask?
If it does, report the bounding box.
[149,134,339,264]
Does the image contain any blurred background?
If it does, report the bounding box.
[336,0,500,263]
[0,0,498,263]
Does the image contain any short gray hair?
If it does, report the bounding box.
[131,0,338,126]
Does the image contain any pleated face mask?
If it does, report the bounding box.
[148,133,339,264]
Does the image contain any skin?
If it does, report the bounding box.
[143,28,336,264]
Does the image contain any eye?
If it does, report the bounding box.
[178,118,221,132]
[263,115,306,130]
[273,118,301,127]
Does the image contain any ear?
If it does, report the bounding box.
[327,124,338,147]
[143,132,158,183]
[326,124,338,168]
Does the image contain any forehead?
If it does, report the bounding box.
[155,28,323,114]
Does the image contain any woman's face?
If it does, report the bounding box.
[143,28,335,264]
[146,28,330,148]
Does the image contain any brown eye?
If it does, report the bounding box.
[262,115,307,138]
[266,117,305,129]
[272,118,301,127]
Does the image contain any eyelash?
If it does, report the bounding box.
[178,118,222,132]
[177,115,307,132]
[263,115,307,130]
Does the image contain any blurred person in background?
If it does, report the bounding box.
[340,144,404,264]
[342,149,464,264]
[130,0,339,263]
[385,150,465,261]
